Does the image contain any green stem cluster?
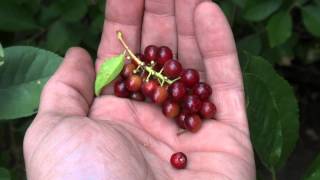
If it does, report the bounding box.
[117,31,179,86]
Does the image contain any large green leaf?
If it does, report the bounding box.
[0,43,4,66]
[0,167,10,180]
[304,153,320,180]
[301,5,320,37]
[242,52,299,170]
[0,1,39,32]
[243,0,282,21]
[0,46,62,120]
[231,0,247,8]
[267,11,292,47]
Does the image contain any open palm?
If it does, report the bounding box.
[24,0,255,179]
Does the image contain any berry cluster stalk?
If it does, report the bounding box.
[117,31,179,86]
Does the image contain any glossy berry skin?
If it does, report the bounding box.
[163,60,182,78]
[126,75,142,92]
[181,69,200,88]
[201,101,217,119]
[184,95,202,114]
[185,114,202,133]
[193,82,212,100]
[144,45,158,63]
[130,91,145,101]
[153,86,169,104]
[141,80,159,97]
[169,81,187,102]
[175,112,188,129]
[156,46,173,65]
[121,63,136,78]
[114,80,130,98]
[170,152,187,169]
[162,100,180,118]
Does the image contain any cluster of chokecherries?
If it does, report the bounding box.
[114,44,216,134]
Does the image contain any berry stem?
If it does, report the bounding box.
[117,31,179,85]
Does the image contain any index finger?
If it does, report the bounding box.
[194,2,248,131]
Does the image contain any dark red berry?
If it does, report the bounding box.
[175,112,188,129]
[114,80,130,98]
[126,75,142,92]
[193,82,212,100]
[144,45,158,63]
[130,91,145,101]
[170,152,187,169]
[185,114,202,133]
[121,63,136,78]
[169,81,187,102]
[163,60,182,78]
[141,80,159,97]
[201,101,216,119]
[184,95,202,113]
[153,86,169,104]
[181,69,200,88]
[162,100,180,118]
[156,46,173,65]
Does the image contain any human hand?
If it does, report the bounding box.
[24,0,256,179]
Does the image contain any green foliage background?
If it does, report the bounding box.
[0,0,319,179]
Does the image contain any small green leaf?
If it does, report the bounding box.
[302,5,320,37]
[243,0,282,21]
[95,54,125,96]
[0,167,10,180]
[304,153,320,180]
[237,34,262,55]
[267,11,292,47]
[0,46,63,120]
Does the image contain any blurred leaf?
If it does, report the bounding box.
[243,0,282,21]
[304,153,320,180]
[55,0,88,22]
[267,11,292,47]
[46,21,84,55]
[237,34,262,54]
[220,1,236,25]
[0,167,10,180]
[0,1,39,32]
[97,0,106,13]
[242,52,299,170]
[0,43,4,66]
[38,5,61,26]
[0,46,62,120]
[302,5,320,37]
[95,54,125,96]
[231,0,247,8]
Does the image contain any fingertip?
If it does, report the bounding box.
[65,47,93,65]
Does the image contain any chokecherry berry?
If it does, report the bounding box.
[201,101,216,119]
[121,63,136,78]
[175,112,188,129]
[181,69,200,88]
[169,81,187,102]
[163,60,182,78]
[153,86,169,104]
[184,95,202,114]
[193,82,212,100]
[130,91,145,101]
[126,75,142,92]
[114,80,130,98]
[141,80,159,97]
[156,46,173,65]
[144,45,158,63]
[162,100,180,118]
[185,114,202,133]
[170,152,187,169]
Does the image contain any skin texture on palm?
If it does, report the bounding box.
[23,0,256,180]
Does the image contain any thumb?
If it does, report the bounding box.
[38,47,95,117]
